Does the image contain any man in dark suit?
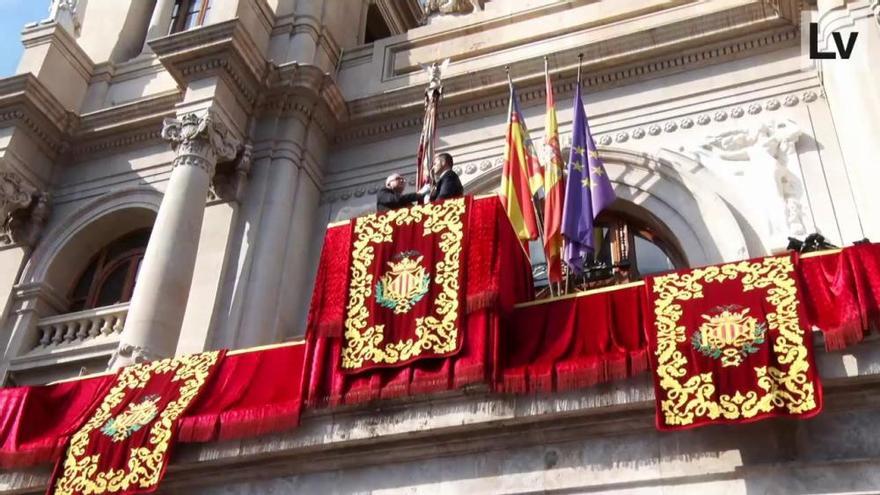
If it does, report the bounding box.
[429,153,464,202]
[376,173,428,213]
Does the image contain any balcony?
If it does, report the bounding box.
[6,303,128,383]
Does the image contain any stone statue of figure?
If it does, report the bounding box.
[424,0,484,16]
[691,119,807,238]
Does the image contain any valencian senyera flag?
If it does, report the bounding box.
[561,84,615,273]
[49,351,224,495]
[645,254,822,430]
[500,82,541,241]
[541,65,565,283]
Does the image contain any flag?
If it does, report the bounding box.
[500,84,540,241]
[561,84,616,273]
[416,88,441,187]
[541,67,565,283]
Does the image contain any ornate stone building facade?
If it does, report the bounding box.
[1,0,880,493]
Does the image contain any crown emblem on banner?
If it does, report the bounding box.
[375,251,431,314]
[100,394,161,442]
[692,305,767,367]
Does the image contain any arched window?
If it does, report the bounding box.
[531,209,686,294]
[169,0,212,34]
[68,229,151,312]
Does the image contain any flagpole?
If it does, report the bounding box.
[543,55,556,298]
[564,53,585,295]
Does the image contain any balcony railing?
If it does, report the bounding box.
[32,302,129,351]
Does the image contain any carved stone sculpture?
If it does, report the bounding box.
[161,111,240,178]
[687,119,807,244]
[424,0,484,16]
[0,172,47,247]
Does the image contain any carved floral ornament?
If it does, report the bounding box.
[0,171,48,247]
[161,111,241,177]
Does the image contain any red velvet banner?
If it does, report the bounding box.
[49,351,224,495]
[305,195,532,406]
[0,375,112,469]
[500,283,648,394]
[178,344,306,443]
[645,254,822,430]
[342,197,469,372]
[798,244,880,350]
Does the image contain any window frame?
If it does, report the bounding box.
[68,230,150,312]
[168,0,212,35]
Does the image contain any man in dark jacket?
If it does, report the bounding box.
[429,153,464,202]
[376,173,427,213]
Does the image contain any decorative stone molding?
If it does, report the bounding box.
[684,118,807,239]
[47,0,81,34]
[208,143,253,204]
[162,111,241,178]
[424,0,485,16]
[0,192,51,248]
[0,172,48,247]
[108,342,161,367]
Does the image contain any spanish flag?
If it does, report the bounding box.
[541,63,565,282]
[500,83,540,241]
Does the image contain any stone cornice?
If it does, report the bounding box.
[336,24,799,145]
[259,63,348,137]
[20,21,93,83]
[0,74,73,157]
[149,19,269,111]
[69,92,180,158]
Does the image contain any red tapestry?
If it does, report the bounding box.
[0,375,113,469]
[178,344,306,443]
[645,254,822,430]
[305,195,532,405]
[341,197,469,372]
[500,283,648,394]
[49,351,224,495]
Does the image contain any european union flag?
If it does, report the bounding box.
[561,85,616,273]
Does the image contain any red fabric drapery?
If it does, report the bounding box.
[49,351,224,495]
[797,244,880,350]
[0,375,113,469]
[644,254,822,430]
[305,195,532,406]
[341,197,469,372]
[499,283,648,394]
[178,344,307,443]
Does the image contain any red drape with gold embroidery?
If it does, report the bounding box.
[342,197,469,372]
[645,254,822,430]
[499,284,648,393]
[305,195,533,406]
[0,375,113,469]
[49,351,224,495]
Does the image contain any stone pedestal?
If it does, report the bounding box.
[112,111,239,368]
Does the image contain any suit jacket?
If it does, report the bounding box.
[376,187,422,213]
[430,169,464,202]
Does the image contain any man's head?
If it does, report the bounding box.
[385,173,406,193]
[432,153,453,175]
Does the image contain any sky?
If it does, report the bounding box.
[0,0,50,77]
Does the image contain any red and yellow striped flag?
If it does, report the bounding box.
[541,65,565,282]
[500,84,540,241]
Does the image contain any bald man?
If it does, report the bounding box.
[376,174,429,213]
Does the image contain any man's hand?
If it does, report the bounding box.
[418,184,431,195]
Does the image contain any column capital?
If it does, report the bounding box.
[161,110,241,177]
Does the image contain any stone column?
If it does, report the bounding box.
[112,110,239,368]
[142,0,176,53]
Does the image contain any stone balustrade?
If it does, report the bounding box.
[33,302,129,350]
